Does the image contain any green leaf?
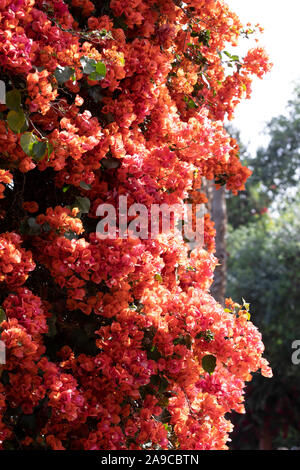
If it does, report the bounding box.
[186,266,196,272]
[54,66,75,84]
[95,61,106,78]
[19,117,29,133]
[75,196,90,214]
[7,110,26,133]
[101,157,120,169]
[199,30,211,46]
[80,56,97,74]
[223,51,240,62]
[46,141,53,159]
[81,57,106,81]
[64,231,78,240]
[27,217,41,235]
[88,71,100,81]
[88,69,106,81]
[41,222,51,232]
[32,141,47,161]
[28,217,39,227]
[20,133,49,161]
[187,98,198,109]
[88,86,103,103]
[6,89,21,111]
[202,354,217,374]
[0,307,6,324]
[80,181,91,190]
[20,132,38,156]
[196,330,214,342]
[154,273,163,282]
[183,96,198,109]
[173,334,192,349]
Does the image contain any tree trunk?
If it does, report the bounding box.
[259,423,272,450]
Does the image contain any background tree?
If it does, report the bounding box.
[228,203,300,449]
[227,86,300,229]
[253,85,300,199]
[226,128,270,229]
[226,88,300,448]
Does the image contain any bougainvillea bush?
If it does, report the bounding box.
[0,0,272,450]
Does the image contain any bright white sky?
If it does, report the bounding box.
[226,0,300,157]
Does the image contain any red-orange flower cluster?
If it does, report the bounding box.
[0,0,271,450]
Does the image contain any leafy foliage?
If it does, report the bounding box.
[227,86,300,229]
[227,199,300,449]
[254,86,300,196]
